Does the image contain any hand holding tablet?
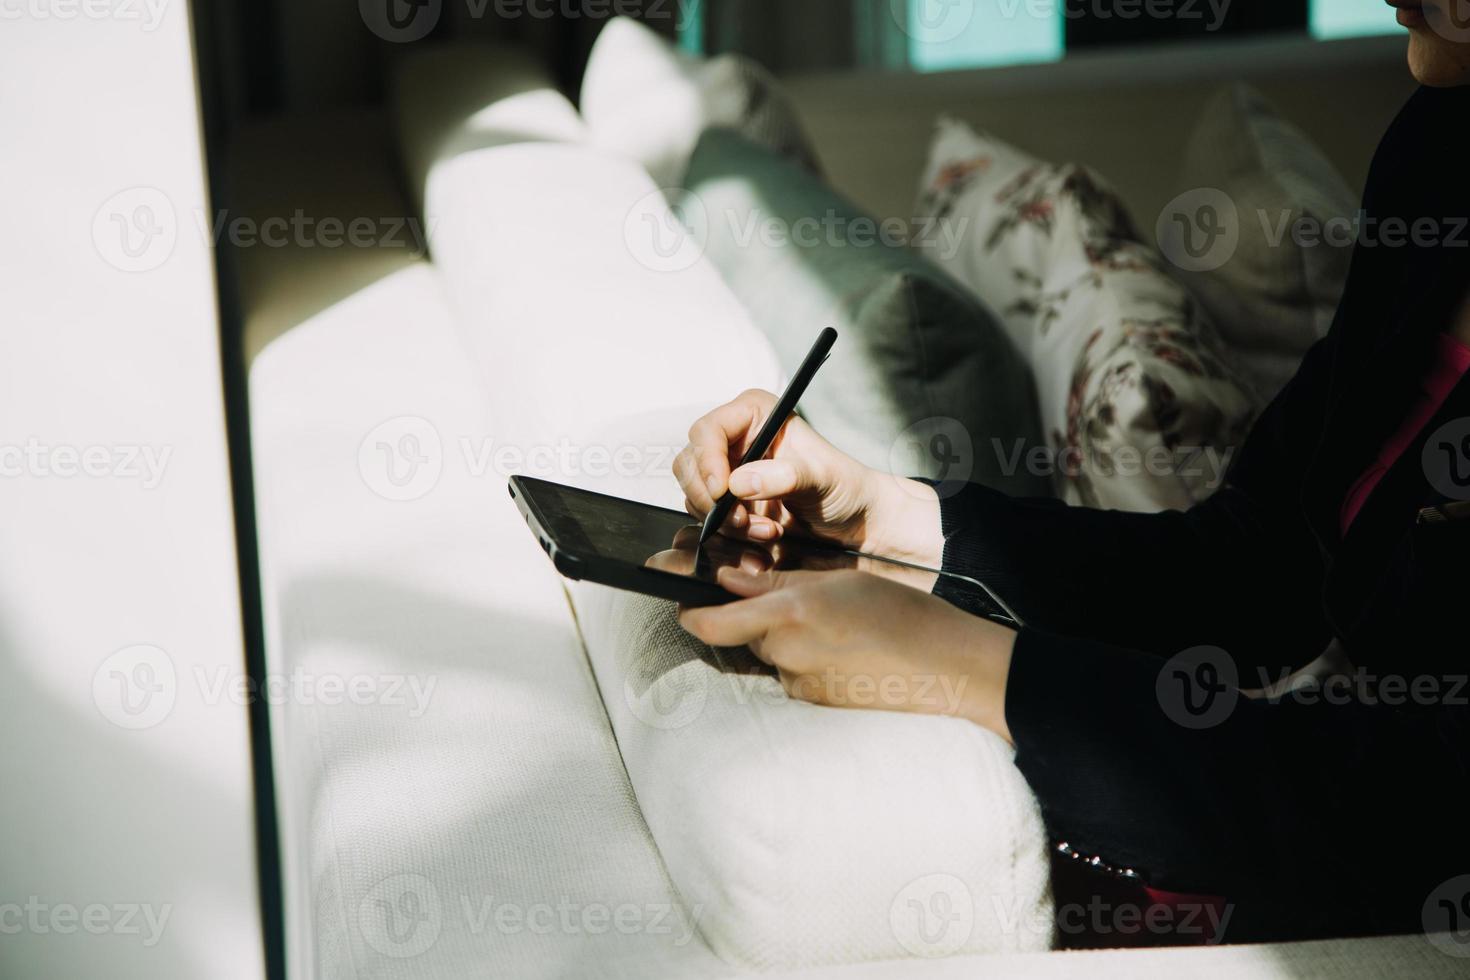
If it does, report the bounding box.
[509,327,1021,625]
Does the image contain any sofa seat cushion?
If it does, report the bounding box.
[246,249,729,979]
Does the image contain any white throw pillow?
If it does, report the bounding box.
[572,568,1054,969]
[424,138,1055,968]
[580,16,819,189]
[914,118,1259,512]
[1157,84,1358,402]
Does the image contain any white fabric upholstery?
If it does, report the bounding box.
[390,41,587,216]
[421,140,1053,968]
[248,262,731,980]
[424,140,782,459]
[575,577,1055,970]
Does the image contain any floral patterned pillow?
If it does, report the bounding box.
[912,117,1258,512]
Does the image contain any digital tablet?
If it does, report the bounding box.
[508,475,1022,625]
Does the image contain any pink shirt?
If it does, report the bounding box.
[1340,332,1470,534]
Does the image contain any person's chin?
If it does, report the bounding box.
[1407,32,1470,86]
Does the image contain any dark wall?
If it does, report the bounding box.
[196,0,676,137]
[1065,0,1310,49]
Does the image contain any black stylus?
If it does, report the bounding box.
[698,327,838,547]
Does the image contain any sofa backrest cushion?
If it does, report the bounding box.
[391,41,587,219]
[685,128,1051,500]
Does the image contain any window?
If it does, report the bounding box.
[906,0,1063,72]
[1311,0,1402,39]
[680,0,1401,72]
[678,0,705,54]
[903,0,1395,71]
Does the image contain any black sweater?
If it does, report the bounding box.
[932,85,1470,943]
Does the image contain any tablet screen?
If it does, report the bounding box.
[521,477,867,583]
[515,477,1017,625]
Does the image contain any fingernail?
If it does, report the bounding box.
[749,521,775,540]
[730,472,761,497]
[706,474,723,497]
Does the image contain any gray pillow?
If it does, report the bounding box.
[683,129,1049,498]
[1158,84,1358,402]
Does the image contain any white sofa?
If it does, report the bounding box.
[237,32,1463,980]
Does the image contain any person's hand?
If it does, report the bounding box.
[675,389,943,565]
[643,526,774,577]
[679,566,1016,741]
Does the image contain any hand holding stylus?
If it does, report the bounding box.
[675,383,945,570]
[697,328,838,546]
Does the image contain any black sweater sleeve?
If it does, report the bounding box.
[929,330,1339,677]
